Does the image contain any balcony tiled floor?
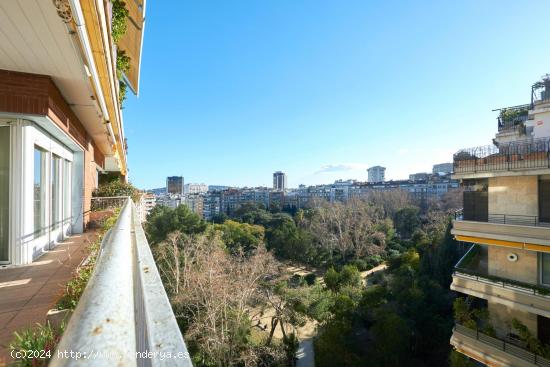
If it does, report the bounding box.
[0,230,99,366]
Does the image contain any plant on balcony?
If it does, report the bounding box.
[511,318,550,358]
[118,80,127,104]
[9,322,64,367]
[93,179,139,202]
[116,51,131,79]
[111,1,132,105]
[499,107,528,123]
[55,209,120,310]
[111,0,129,43]
[452,297,495,336]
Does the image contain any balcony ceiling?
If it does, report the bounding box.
[0,0,113,156]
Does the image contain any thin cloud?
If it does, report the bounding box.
[314,163,370,175]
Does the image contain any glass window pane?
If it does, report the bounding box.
[543,253,550,286]
[64,160,71,223]
[34,147,46,236]
[52,155,60,230]
[0,127,9,262]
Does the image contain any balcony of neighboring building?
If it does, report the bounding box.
[452,176,550,250]
[452,137,550,179]
[451,324,550,367]
[451,245,550,318]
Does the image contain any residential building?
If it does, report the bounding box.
[203,191,222,220]
[409,172,429,181]
[432,162,453,174]
[151,187,166,196]
[184,183,208,195]
[0,1,144,265]
[273,171,287,191]
[184,193,204,217]
[367,166,386,183]
[450,76,550,366]
[166,176,184,195]
[139,192,156,222]
[208,185,230,192]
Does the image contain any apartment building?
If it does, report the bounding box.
[273,171,287,191]
[433,162,453,174]
[184,193,204,217]
[203,191,222,220]
[0,1,144,265]
[138,192,156,222]
[450,76,550,366]
[184,183,208,195]
[166,176,184,195]
[367,165,386,183]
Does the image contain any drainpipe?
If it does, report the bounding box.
[68,0,117,150]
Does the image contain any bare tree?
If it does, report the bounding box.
[156,230,279,367]
[365,189,413,219]
[304,197,388,262]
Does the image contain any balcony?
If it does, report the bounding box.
[453,138,550,178]
[452,324,550,367]
[451,245,550,318]
[452,212,550,250]
[497,105,530,133]
[50,198,192,366]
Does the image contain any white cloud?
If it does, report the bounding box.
[314,162,370,174]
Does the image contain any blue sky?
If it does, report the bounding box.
[124,0,550,189]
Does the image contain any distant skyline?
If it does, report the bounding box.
[123,0,550,189]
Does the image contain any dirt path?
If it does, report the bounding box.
[360,263,387,285]
[252,262,388,367]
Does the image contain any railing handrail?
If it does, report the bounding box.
[454,137,550,160]
[457,213,550,228]
[91,195,131,200]
[453,268,550,298]
[51,198,192,366]
[453,137,550,174]
[454,323,550,366]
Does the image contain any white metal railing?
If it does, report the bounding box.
[50,198,192,366]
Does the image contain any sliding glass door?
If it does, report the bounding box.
[63,159,72,235]
[34,147,47,237]
[0,127,9,263]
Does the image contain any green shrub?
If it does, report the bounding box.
[116,51,131,79]
[93,179,139,202]
[350,258,369,271]
[119,80,127,104]
[56,210,119,310]
[9,322,63,366]
[304,273,316,285]
[111,0,129,43]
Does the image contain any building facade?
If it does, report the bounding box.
[166,176,184,195]
[184,183,208,195]
[273,171,287,191]
[184,193,204,217]
[432,162,453,174]
[138,192,156,222]
[450,77,550,366]
[0,1,144,265]
[367,166,386,183]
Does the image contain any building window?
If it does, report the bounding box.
[64,160,71,224]
[0,127,9,262]
[542,253,550,286]
[51,155,61,230]
[34,147,47,236]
